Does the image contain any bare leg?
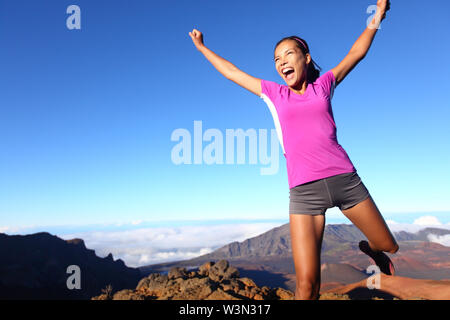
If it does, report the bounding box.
[341,194,399,254]
[289,213,325,300]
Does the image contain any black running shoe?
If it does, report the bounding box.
[359,240,395,276]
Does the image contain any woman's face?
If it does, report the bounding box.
[274,39,311,87]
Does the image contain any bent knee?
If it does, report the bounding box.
[387,242,399,254]
[378,241,399,254]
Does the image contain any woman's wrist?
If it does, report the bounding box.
[380,9,387,21]
[197,44,206,52]
[368,9,386,30]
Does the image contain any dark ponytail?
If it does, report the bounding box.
[274,36,322,83]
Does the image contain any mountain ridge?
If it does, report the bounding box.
[0,231,142,299]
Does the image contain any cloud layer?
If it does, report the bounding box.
[386,215,450,233]
[59,222,282,268]
[3,215,448,269]
[427,234,450,247]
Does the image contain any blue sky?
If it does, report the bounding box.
[1,0,450,233]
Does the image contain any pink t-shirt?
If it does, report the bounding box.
[260,70,356,189]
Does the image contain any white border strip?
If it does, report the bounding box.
[260,93,286,155]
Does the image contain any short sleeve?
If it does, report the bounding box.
[318,70,336,100]
[260,79,282,102]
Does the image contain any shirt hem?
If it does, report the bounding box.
[288,168,357,189]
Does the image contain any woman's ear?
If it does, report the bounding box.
[305,53,312,65]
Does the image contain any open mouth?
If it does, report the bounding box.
[282,68,295,80]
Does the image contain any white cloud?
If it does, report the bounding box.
[0,226,23,234]
[384,216,450,233]
[59,222,281,268]
[385,217,450,248]
[427,234,450,247]
[413,216,443,226]
[0,227,9,233]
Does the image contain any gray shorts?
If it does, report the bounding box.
[289,171,371,215]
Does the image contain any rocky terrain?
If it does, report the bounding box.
[93,259,450,300]
[92,259,351,300]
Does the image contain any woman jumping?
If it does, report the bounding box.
[189,0,398,300]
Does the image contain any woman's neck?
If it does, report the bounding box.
[289,79,308,95]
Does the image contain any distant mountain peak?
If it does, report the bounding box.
[105,253,114,261]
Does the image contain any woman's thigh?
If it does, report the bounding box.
[341,194,398,252]
[289,213,325,280]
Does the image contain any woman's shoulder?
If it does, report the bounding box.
[312,70,336,98]
[313,70,334,85]
[260,79,287,100]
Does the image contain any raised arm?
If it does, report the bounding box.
[331,0,391,86]
[189,29,262,97]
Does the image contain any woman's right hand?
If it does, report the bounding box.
[187,28,262,97]
[188,29,205,51]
